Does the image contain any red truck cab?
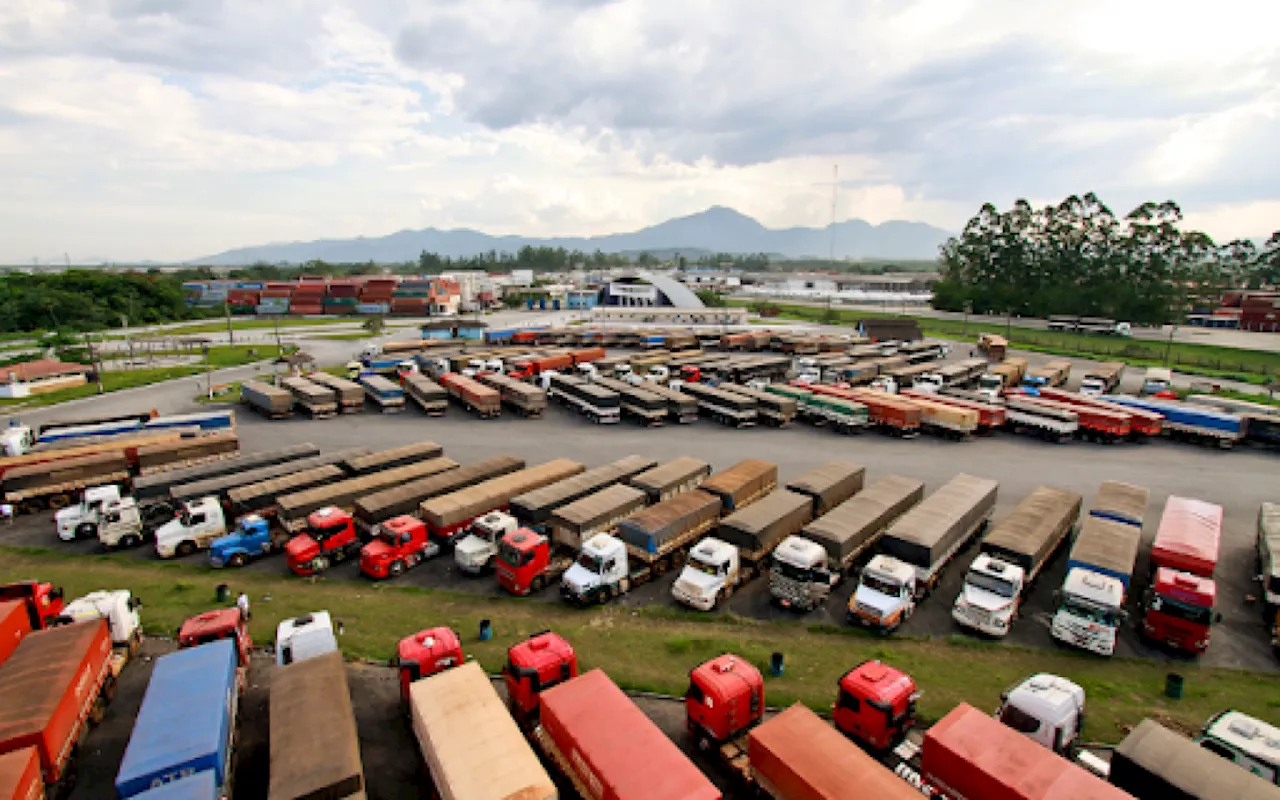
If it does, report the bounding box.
[1142,567,1218,654]
[397,626,463,702]
[502,631,577,727]
[496,528,552,595]
[684,653,764,749]
[178,608,252,686]
[0,580,65,630]
[285,506,360,576]
[360,515,434,579]
[680,366,703,383]
[834,660,919,750]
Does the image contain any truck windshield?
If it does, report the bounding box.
[1150,593,1213,626]
[978,376,1001,391]
[1060,595,1118,626]
[310,522,344,540]
[576,552,604,574]
[966,570,1017,598]
[1269,575,1280,597]
[773,560,812,581]
[691,558,721,577]
[862,573,901,596]
[499,542,530,567]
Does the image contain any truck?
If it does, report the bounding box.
[408,660,556,800]
[241,379,294,418]
[1187,394,1280,447]
[54,485,137,544]
[1109,395,1246,448]
[785,461,865,516]
[437,372,500,418]
[307,371,366,413]
[399,372,447,415]
[506,454,656,533]
[532,668,722,800]
[546,372,621,423]
[1260,502,1280,618]
[894,393,979,438]
[114,638,239,800]
[1023,359,1072,389]
[801,392,871,433]
[673,489,813,611]
[502,630,579,729]
[225,464,345,521]
[636,381,699,423]
[832,659,919,752]
[353,454,524,536]
[772,476,924,612]
[1049,509,1145,657]
[475,371,547,417]
[55,589,143,657]
[0,581,65,632]
[994,673,1087,755]
[206,513,281,567]
[397,626,463,701]
[177,608,252,676]
[921,704,1129,800]
[3,451,129,513]
[1036,386,1163,437]
[850,474,998,632]
[1141,495,1223,654]
[1141,366,1173,396]
[284,506,363,575]
[977,333,1008,361]
[361,373,406,413]
[952,486,1081,636]
[1002,394,1080,442]
[277,456,457,533]
[419,458,585,547]
[135,432,240,476]
[1110,718,1279,799]
[591,375,669,425]
[627,456,712,503]
[281,375,338,418]
[154,496,227,558]
[839,388,921,436]
[679,382,759,427]
[269,651,365,800]
[1196,710,1280,787]
[358,515,438,578]
[976,357,1028,399]
[904,389,1006,432]
[563,489,722,605]
[507,353,573,381]
[275,610,338,666]
[1079,361,1126,396]
[699,459,777,514]
[1018,394,1132,441]
[0,620,116,793]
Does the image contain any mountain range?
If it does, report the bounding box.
[191,207,950,265]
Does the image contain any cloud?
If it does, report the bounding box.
[0,0,1276,261]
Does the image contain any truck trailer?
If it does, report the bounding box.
[3,451,130,513]
[1109,395,1245,448]
[507,455,656,532]
[1050,515,1144,656]
[269,651,364,800]
[167,447,372,510]
[547,373,620,424]
[402,373,449,416]
[307,372,366,413]
[135,432,240,476]
[419,459,585,546]
[718,383,798,426]
[1186,394,1280,447]
[281,376,338,418]
[225,464,346,520]
[591,376,669,426]
[637,381,699,423]
[627,456,711,503]
[1036,387,1163,438]
[1110,718,1279,799]
[785,461,865,516]
[476,371,547,417]
[277,456,457,532]
[1142,495,1223,654]
[360,374,406,413]
[241,380,294,419]
[132,442,321,520]
[353,455,524,535]
[679,382,759,427]
[700,459,777,514]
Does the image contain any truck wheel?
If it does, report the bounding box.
[389,560,406,577]
[177,541,196,557]
[229,553,247,568]
[531,575,545,592]
[120,534,141,549]
[76,522,97,539]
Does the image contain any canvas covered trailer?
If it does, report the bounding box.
[269,652,364,800]
[881,473,998,570]
[800,475,925,566]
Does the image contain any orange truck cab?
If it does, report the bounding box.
[0,580,65,630]
[285,506,362,576]
[360,515,438,579]
[684,653,764,750]
[501,631,578,728]
[178,608,253,673]
[396,626,463,702]
[833,660,919,751]
[496,528,560,595]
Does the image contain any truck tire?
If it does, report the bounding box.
[229,553,247,568]
[177,540,197,557]
[389,560,406,577]
[120,534,141,549]
[76,522,97,539]
[531,575,545,592]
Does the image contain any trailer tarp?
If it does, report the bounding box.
[346,441,442,474]
[716,489,813,555]
[227,465,346,515]
[353,455,524,525]
[801,476,925,564]
[169,447,371,502]
[981,486,1081,575]
[1111,719,1279,800]
[617,490,721,555]
[278,457,458,520]
[510,455,655,525]
[882,474,998,568]
[551,484,647,535]
[1067,517,1143,589]
[133,443,320,501]
[627,457,710,500]
[419,459,584,531]
[1090,481,1150,527]
[700,459,777,510]
[785,461,865,516]
[269,652,363,800]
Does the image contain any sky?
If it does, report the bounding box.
[1,0,1277,262]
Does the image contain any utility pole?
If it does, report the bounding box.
[273,317,283,358]
[224,302,234,346]
[203,345,213,399]
[121,314,134,364]
[83,332,104,394]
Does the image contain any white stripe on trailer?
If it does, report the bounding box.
[1005,408,1078,435]
[550,388,620,424]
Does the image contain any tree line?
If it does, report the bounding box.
[932,194,1280,324]
[0,270,203,335]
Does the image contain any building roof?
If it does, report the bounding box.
[0,359,91,384]
[635,271,704,308]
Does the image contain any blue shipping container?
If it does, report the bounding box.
[355,303,391,314]
[128,771,218,800]
[1109,396,1244,436]
[115,638,237,798]
[144,410,235,432]
[38,419,143,443]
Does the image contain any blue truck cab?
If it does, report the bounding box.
[208,515,278,568]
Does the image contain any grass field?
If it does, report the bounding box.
[5,547,1275,743]
[156,317,373,336]
[734,301,1280,385]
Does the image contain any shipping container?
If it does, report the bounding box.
[785,462,865,516]
[114,639,238,798]
[537,669,720,800]
[717,489,813,558]
[409,661,556,800]
[420,459,585,538]
[800,476,925,566]
[353,455,524,531]
[510,455,657,528]
[278,457,459,528]
[269,652,364,800]
[700,460,778,513]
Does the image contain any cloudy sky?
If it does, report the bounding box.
[2,0,1277,262]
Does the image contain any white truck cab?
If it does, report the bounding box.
[769,536,837,611]
[0,424,33,457]
[645,366,670,384]
[1050,569,1126,656]
[976,373,1004,400]
[869,377,898,394]
[577,363,598,379]
[56,485,124,541]
[57,589,142,651]
[154,496,228,558]
[1141,367,1173,396]
[672,537,740,612]
[953,554,1024,637]
[996,674,1085,755]
[455,510,518,575]
[849,555,917,632]
[1197,711,1280,784]
[1078,376,1107,397]
[561,533,629,603]
[913,374,944,393]
[276,610,338,666]
[538,370,559,391]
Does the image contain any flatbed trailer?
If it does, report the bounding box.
[1034,387,1163,438]
[307,372,366,413]
[1003,395,1079,442]
[679,382,758,427]
[718,383,797,426]
[360,374,406,414]
[901,389,1005,431]
[3,451,130,512]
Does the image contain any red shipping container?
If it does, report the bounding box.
[923,704,1128,800]
[1151,496,1222,577]
[0,621,112,784]
[749,704,919,800]
[0,747,43,800]
[539,669,720,800]
[0,601,32,667]
[291,305,324,315]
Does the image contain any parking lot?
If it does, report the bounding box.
[7,394,1278,674]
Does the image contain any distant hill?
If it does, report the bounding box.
[191,206,950,265]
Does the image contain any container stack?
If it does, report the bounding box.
[324,279,360,316]
[226,286,260,313]
[392,279,432,316]
[358,278,397,314]
[291,281,326,316]
[258,283,292,315]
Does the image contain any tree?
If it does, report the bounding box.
[362,315,385,337]
[696,289,727,307]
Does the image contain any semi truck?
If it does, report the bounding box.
[114,638,239,799]
[55,485,140,544]
[1187,394,1280,447]
[1080,361,1126,396]
[281,376,338,418]
[771,476,924,611]
[277,455,457,533]
[673,489,813,611]
[400,372,448,416]
[419,458,584,547]
[207,513,281,567]
[591,375,669,425]
[358,515,438,578]
[894,393,979,438]
[903,389,1006,432]
[1023,359,1072,389]
[0,620,116,794]
[718,383,798,426]
[532,668,722,800]
[785,461,865,516]
[154,496,228,558]
[408,660,556,800]
[55,589,143,657]
[360,374,406,413]
[1141,495,1223,654]
[352,455,524,536]
[679,382,759,427]
[177,608,252,676]
[269,651,366,800]
[627,456,711,503]
[1110,718,1279,799]
[1002,394,1080,442]
[700,459,777,514]
[476,371,547,417]
[838,388,921,436]
[952,486,1081,636]
[241,379,294,418]
[1110,395,1246,448]
[850,474,998,632]
[562,489,721,605]
[396,625,463,701]
[275,611,339,666]
[438,372,501,418]
[1036,387,1163,437]
[0,601,31,666]
[1260,502,1280,618]
[1196,710,1280,788]
[307,371,366,413]
[135,432,240,476]
[3,451,130,513]
[0,581,65,632]
[547,372,621,423]
[506,454,656,533]
[1012,395,1132,442]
